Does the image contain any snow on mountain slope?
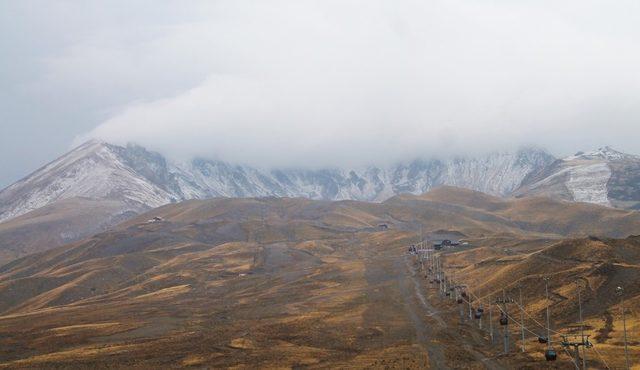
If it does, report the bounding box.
[565,162,611,206]
[0,141,176,223]
[0,141,554,225]
[515,147,640,208]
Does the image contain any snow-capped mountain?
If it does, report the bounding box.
[0,140,555,223]
[0,141,177,223]
[514,147,640,209]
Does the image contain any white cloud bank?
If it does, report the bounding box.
[77,0,640,168]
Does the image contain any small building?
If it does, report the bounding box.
[432,239,460,250]
[378,223,389,230]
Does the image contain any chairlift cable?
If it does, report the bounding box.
[590,342,611,370]
[427,241,615,366]
[561,346,580,369]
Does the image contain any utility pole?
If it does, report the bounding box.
[575,280,587,369]
[489,303,494,344]
[457,286,464,321]
[439,256,442,293]
[441,259,445,295]
[430,248,434,273]
[560,334,592,369]
[519,286,525,353]
[616,286,630,370]
[438,257,442,293]
[452,271,457,302]
[468,289,473,320]
[544,277,552,350]
[496,290,515,354]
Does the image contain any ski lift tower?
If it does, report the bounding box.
[495,291,515,354]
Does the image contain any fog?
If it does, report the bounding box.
[3,1,640,184]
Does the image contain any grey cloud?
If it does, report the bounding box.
[2,1,640,185]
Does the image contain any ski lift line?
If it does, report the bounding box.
[464,285,558,337]
[493,298,561,344]
[493,301,553,339]
[457,285,490,311]
[434,256,615,365]
[509,301,614,366]
[511,299,565,337]
[491,295,614,365]
[456,291,580,364]
[457,292,568,360]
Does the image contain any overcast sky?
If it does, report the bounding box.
[2,1,640,187]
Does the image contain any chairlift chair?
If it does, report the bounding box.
[538,336,548,344]
[499,314,508,326]
[544,348,557,361]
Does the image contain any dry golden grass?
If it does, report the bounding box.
[0,188,639,368]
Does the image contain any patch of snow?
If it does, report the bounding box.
[564,146,636,162]
[566,162,611,206]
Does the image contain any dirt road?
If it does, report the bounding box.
[360,239,507,369]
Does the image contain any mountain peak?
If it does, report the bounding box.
[565,146,635,161]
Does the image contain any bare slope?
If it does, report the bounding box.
[0,197,140,264]
[0,192,639,367]
[386,186,640,238]
[2,185,640,267]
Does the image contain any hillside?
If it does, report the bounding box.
[9,141,640,267]
[515,147,640,209]
[0,192,639,367]
[442,235,640,369]
[0,197,139,263]
[2,184,640,266]
[385,186,640,238]
[0,141,554,257]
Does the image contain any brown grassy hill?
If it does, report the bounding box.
[443,235,640,369]
[0,197,140,264]
[0,188,639,367]
[0,196,435,368]
[392,186,640,237]
[1,186,638,268]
